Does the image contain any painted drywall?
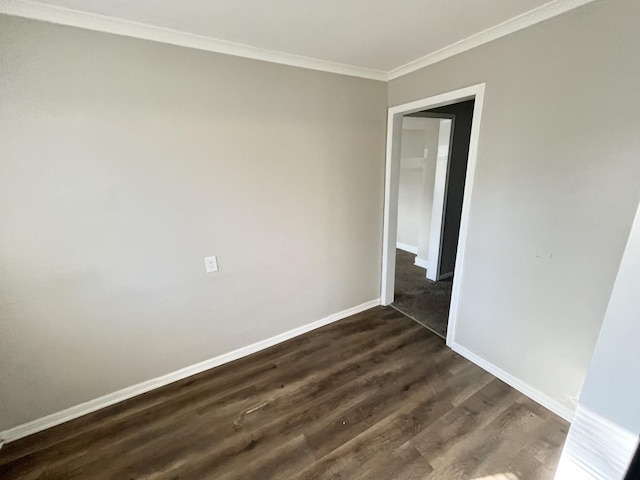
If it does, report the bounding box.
[422,101,474,277]
[414,161,436,264]
[397,128,427,248]
[0,15,387,431]
[397,118,439,256]
[415,120,440,265]
[555,203,640,478]
[388,0,640,414]
[581,239,640,461]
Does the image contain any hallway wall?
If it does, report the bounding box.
[397,118,439,262]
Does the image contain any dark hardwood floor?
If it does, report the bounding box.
[0,306,568,479]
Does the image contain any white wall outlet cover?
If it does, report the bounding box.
[204,256,218,273]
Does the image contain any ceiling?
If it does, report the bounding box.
[1,0,594,79]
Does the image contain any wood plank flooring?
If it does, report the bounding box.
[0,306,569,479]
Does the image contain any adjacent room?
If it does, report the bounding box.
[1,0,639,479]
[392,100,474,338]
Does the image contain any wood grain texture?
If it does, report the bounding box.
[0,306,569,479]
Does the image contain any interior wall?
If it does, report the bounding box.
[397,119,439,255]
[388,0,640,415]
[397,128,427,248]
[416,120,440,264]
[422,101,474,277]
[0,15,387,431]
[556,202,640,479]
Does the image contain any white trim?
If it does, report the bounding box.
[387,0,597,80]
[0,0,595,82]
[413,257,429,270]
[387,86,479,117]
[451,342,574,422]
[556,406,638,479]
[0,0,386,81]
[381,110,403,303]
[396,242,418,255]
[445,85,485,346]
[426,118,453,282]
[0,298,380,444]
[381,83,486,356]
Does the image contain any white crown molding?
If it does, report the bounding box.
[0,0,387,81]
[0,0,596,82]
[387,0,597,80]
[0,298,381,443]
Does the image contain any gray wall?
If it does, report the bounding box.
[556,204,640,478]
[577,203,640,452]
[415,120,440,264]
[397,118,439,254]
[0,15,387,430]
[389,0,640,415]
[397,128,428,248]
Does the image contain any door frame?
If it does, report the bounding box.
[403,113,455,281]
[427,116,454,282]
[380,83,486,346]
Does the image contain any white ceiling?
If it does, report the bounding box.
[1,0,594,79]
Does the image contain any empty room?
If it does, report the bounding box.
[1,1,639,479]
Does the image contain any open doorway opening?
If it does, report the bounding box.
[381,84,485,345]
[392,100,474,338]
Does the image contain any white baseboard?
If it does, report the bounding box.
[0,298,380,444]
[413,257,429,270]
[396,242,418,254]
[555,405,638,479]
[450,342,574,423]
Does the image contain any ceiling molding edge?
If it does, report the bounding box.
[387,0,597,80]
[0,0,388,81]
[0,0,597,82]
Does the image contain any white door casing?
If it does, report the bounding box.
[426,119,453,281]
[380,83,486,347]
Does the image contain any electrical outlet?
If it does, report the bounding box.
[204,256,218,273]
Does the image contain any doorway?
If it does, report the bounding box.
[392,114,455,338]
[381,84,485,346]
